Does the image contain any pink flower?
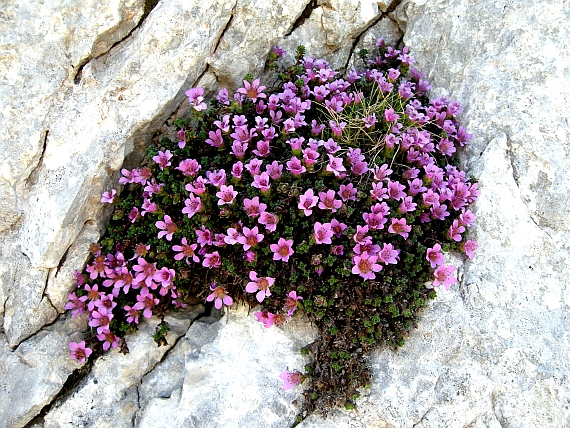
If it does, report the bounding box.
[388,218,412,239]
[449,219,466,242]
[173,237,200,263]
[69,341,92,363]
[286,156,306,176]
[266,161,283,180]
[280,368,303,390]
[141,198,157,216]
[270,238,294,262]
[362,113,377,128]
[237,79,266,102]
[461,240,477,259]
[253,140,271,157]
[182,194,203,218]
[216,184,238,205]
[318,190,342,213]
[186,87,207,111]
[177,159,201,177]
[352,252,382,280]
[231,141,248,158]
[156,215,177,241]
[152,150,173,170]
[298,189,318,216]
[203,252,221,268]
[124,305,139,324]
[196,226,213,247]
[245,158,263,176]
[243,196,267,218]
[258,211,278,232]
[132,258,157,288]
[88,308,113,334]
[363,212,387,230]
[329,120,346,137]
[205,169,226,187]
[236,226,264,251]
[313,222,334,244]
[387,180,406,201]
[283,291,303,316]
[153,267,175,289]
[254,311,275,328]
[338,183,357,201]
[65,292,87,317]
[252,172,271,193]
[326,154,346,176]
[97,331,120,351]
[330,218,347,238]
[206,129,224,147]
[206,283,233,309]
[377,243,400,265]
[101,189,116,204]
[384,108,400,122]
[246,271,275,303]
[133,287,159,318]
[426,243,444,268]
[353,224,370,244]
[433,265,457,290]
[185,176,207,195]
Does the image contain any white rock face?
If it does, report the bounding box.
[2,0,569,426]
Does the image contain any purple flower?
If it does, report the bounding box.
[69,341,92,363]
[156,215,177,241]
[182,194,203,218]
[329,120,346,137]
[206,283,233,309]
[352,252,382,280]
[330,218,347,237]
[243,196,267,218]
[252,172,271,193]
[449,219,466,242]
[258,211,278,232]
[97,331,120,351]
[378,243,400,265]
[101,189,116,204]
[426,243,444,268]
[236,226,264,251]
[362,113,377,128]
[388,218,412,239]
[186,87,207,111]
[318,190,342,213]
[254,311,275,328]
[338,183,357,201]
[286,156,306,176]
[283,291,303,316]
[270,238,294,262]
[461,240,478,259]
[326,154,346,176]
[216,88,230,105]
[124,305,139,324]
[433,265,457,291]
[266,161,283,180]
[246,271,275,303]
[216,184,238,205]
[314,222,334,244]
[152,150,173,170]
[202,252,221,269]
[384,108,400,122]
[237,79,266,102]
[205,169,226,187]
[196,226,213,247]
[280,368,303,390]
[206,129,224,147]
[298,189,318,216]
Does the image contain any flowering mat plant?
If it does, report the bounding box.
[67,40,478,419]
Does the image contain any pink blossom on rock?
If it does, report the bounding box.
[426,243,444,268]
[246,271,275,303]
[433,265,457,290]
[206,283,233,309]
[254,311,275,328]
[101,189,116,204]
[124,305,139,324]
[186,87,207,111]
[65,292,87,317]
[461,240,478,259]
[133,287,159,318]
[280,368,303,390]
[237,79,266,102]
[69,341,92,363]
[449,219,466,242]
[283,291,303,316]
[270,238,294,262]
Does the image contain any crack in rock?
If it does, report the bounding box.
[212,4,237,54]
[284,0,317,38]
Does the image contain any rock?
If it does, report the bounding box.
[136,306,318,428]
[0,315,87,428]
[43,306,202,428]
[0,0,145,233]
[1,0,237,347]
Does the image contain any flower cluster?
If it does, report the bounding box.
[68,41,478,413]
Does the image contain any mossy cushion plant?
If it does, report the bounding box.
[66,39,478,418]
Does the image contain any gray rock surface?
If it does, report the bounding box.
[1,0,569,426]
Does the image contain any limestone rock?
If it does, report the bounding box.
[0,315,87,428]
[136,306,318,428]
[43,307,202,428]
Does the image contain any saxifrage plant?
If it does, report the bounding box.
[66,38,478,417]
